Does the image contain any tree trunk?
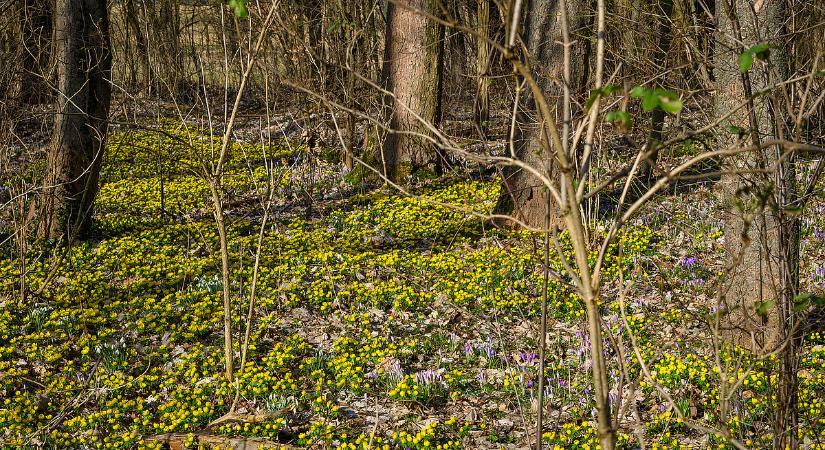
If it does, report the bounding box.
[124,0,149,90]
[492,0,589,228]
[19,0,54,104]
[716,0,791,350]
[148,0,182,97]
[474,0,490,136]
[301,0,323,84]
[716,2,800,446]
[445,0,469,90]
[380,0,445,181]
[636,0,675,185]
[37,0,111,240]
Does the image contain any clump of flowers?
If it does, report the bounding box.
[391,420,462,450]
[389,374,427,402]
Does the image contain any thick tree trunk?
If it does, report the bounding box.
[715,2,800,446]
[380,0,445,181]
[716,0,791,350]
[492,0,589,228]
[19,0,53,104]
[37,0,111,240]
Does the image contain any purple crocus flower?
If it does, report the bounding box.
[478,339,496,358]
[464,342,474,355]
[414,369,443,386]
[519,352,538,364]
[679,255,699,269]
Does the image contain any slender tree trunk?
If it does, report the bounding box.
[149,0,182,96]
[380,0,445,181]
[37,0,111,240]
[19,0,54,104]
[301,0,323,84]
[474,0,490,135]
[445,0,468,90]
[775,156,801,450]
[492,0,589,228]
[343,0,358,172]
[617,0,637,73]
[124,0,148,90]
[209,182,235,381]
[636,0,675,185]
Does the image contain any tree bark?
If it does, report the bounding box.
[716,4,800,446]
[492,0,589,228]
[716,0,792,350]
[636,0,675,185]
[37,0,111,240]
[380,0,445,181]
[474,0,490,136]
[123,0,149,90]
[148,0,182,97]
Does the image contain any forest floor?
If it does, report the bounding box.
[1,117,825,450]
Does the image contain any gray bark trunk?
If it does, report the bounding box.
[380,0,445,181]
[148,0,182,96]
[493,0,589,228]
[123,0,149,89]
[716,0,792,350]
[715,2,800,446]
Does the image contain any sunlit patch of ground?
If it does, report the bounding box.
[1,122,823,449]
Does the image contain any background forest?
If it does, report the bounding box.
[1,0,825,449]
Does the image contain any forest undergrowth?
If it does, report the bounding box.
[1,120,824,450]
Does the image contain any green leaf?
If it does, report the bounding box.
[656,89,683,114]
[631,85,682,114]
[629,86,647,98]
[228,0,248,17]
[754,300,774,319]
[605,111,633,129]
[738,51,754,73]
[739,44,772,73]
[641,94,658,111]
[749,43,772,59]
[585,91,600,110]
[793,293,812,313]
[602,84,623,96]
[585,84,622,109]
